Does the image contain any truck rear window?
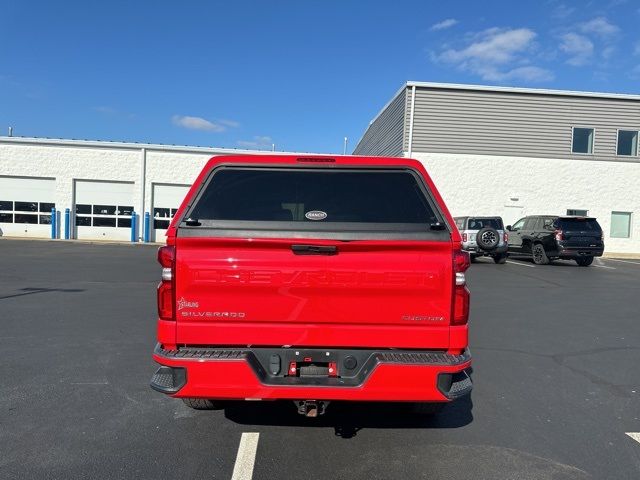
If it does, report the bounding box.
[188,168,439,225]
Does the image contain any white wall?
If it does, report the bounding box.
[74,180,135,241]
[0,139,245,241]
[1,138,639,253]
[411,151,640,255]
[0,176,55,238]
[151,183,191,242]
[0,141,142,241]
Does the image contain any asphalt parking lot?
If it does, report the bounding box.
[2,240,640,479]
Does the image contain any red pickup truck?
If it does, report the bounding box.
[150,155,472,416]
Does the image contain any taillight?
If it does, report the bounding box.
[554,229,564,241]
[157,246,175,321]
[503,232,508,242]
[452,250,470,326]
[454,249,470,272]
[462,233,468,242]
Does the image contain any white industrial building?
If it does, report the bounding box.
[1,81,639,254]
[0,137,266,242]
[354,82,640,256]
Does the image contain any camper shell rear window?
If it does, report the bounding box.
[179,166,449,240]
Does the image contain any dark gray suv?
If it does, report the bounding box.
[506,215,604,266]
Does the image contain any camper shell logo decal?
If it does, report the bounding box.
[305,210,327,221]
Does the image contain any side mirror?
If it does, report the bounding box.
[506,225,513,231]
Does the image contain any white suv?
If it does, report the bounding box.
[454,216,508,264]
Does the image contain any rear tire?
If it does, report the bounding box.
[411,402,445,416]
[532,244,550,265]
[576,257,594,267]
[181,398,226,410]
[493,254,507,264]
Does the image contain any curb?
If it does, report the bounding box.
[602,252,640,260]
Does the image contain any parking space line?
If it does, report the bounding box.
[626,433,640,445]
[593,264,616,269]
[506,260,536,268]
[231,432,260,480]
[606,258,640,266]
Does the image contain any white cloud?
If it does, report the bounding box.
[237,136,273,149]
[430,19,458,31]
[551,4,575,19]
[482,66,555,82]
[218,119,240,128]
[560,33,594,66]
[433,27,552,82]
[580,17,619,37]
[438,28,537,65]
[171,115,238,132]
[555,18,619,67]
[602,46,615,60]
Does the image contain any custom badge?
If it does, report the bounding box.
[305,210,328,221]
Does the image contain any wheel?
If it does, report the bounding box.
[493,254,507,264]
[476,227,500,251]
[470,254,477,263]
[181,398,226,410]
[576,257,594,267]
[411,402,445,415]
[532,243,550,265]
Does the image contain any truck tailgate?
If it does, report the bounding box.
[174,237,453,349]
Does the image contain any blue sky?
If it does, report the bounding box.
[1,0,639,153]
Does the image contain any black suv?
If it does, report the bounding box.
[506,215,604,266]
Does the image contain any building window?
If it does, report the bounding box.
[15,201,38,212]
[93,204,116,215]
[572,127,594,154]
[153,208,178,229]
[0,200,54,224]
[75,204,133,228]
[617,130,638,156]
[610,211,632,238]
[567,209,588,216]
[15,214,39,224]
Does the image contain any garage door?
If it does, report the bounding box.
[74,180,134,241]
[152,183,190,241]
[0,176,55,238]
